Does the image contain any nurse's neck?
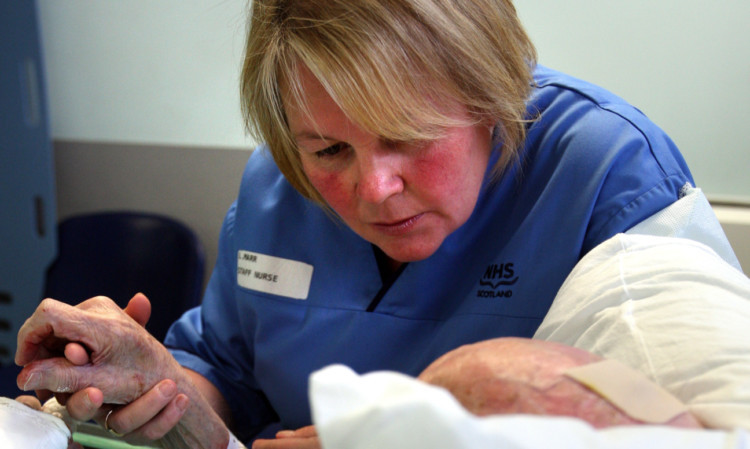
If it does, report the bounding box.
[367,245,408,312]
[373,245,405,282]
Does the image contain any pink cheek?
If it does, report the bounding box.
[410,152,458,198]
[308,172,354,214]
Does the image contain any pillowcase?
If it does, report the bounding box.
[535,233,750,429]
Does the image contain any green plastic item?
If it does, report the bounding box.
[71,422,161,449]
[72,432,157,449]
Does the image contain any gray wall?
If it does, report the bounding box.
[713,206,750,275]
[514,0,750,202]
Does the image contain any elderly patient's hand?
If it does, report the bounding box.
[16,294,181,403]
[418,337,701,428]
[15,294,188,440]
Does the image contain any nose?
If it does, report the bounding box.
[355,149,404,204]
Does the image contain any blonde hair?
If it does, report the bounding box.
[241,0,537,204]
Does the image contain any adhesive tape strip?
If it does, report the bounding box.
[564,359,687,423]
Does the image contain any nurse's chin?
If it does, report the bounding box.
[377,237,447,265]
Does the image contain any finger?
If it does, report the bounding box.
[18,297,135,369]
[65,342,90,366]
[76,295,120,311]
[16,298,64,365]
[64,387,104,422]
[128,393,190,443]
[276,426,317,439]
[17,357,83,394]
[22,357,148,406]
[124,293,152,328]
[252,436,321,449]
[16,299,92,366]
[103,379,181,435]
[15,395,43,411]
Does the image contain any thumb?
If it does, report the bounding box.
[124,293,151,328]
[65,342,90,366]
[17,358,84,395]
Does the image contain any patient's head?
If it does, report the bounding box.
[418,337,701,428]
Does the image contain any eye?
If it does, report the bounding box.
[315,142,348,159]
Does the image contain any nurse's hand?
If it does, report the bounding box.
[251,426,320,449]
[61,375,188,443]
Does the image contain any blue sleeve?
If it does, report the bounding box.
[526,69,695,256]
[164,202,277,441]
[581,102,694,252]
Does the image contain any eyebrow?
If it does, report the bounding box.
[293,131,337,142]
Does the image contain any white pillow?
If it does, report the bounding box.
[535,233,750,429]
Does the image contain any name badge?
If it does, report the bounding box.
[237,250,313,300]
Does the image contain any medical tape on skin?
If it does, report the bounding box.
[564,359,688,423]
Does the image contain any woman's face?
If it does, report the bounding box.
[285,66,493,263]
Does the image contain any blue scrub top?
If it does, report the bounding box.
[165,66,693,441]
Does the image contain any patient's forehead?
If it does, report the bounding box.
[418,337,605,395]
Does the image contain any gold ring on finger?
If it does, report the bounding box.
[104,409,125,437]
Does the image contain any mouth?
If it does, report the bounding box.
[372,213,424,236]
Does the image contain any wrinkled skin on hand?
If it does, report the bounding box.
[15,296,183,406]
[15,295,230,449]
[418,337,702,429]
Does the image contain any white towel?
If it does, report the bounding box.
[0,396,70,449]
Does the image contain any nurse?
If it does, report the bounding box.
[14,0,729,447]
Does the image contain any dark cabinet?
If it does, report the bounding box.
[0,1,57,366]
